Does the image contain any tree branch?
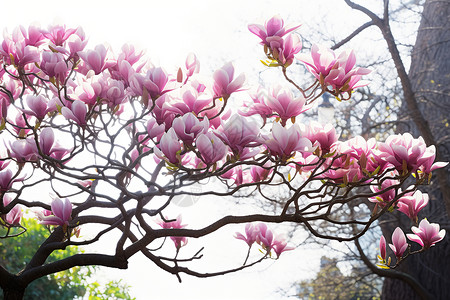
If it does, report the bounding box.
[354,238,433,300]
[331,21,375,50]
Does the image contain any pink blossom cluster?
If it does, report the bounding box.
[0,18,446,271]
[38,197,73,227]
[249,16,370,97]
[379,219,445,267]
[298,45,371,97]
[248,15,302,67]
[377,133,447,175]
[8,127,70,163]
[1,194,23,226]
[311,133,448,185]
[156,215,188,249]
[240,86,312,126]
[235,223,294,258]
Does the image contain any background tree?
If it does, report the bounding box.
[297,256,381,300]
[0,218,134,300]
[319,1,450,299]
[267,1,449,298]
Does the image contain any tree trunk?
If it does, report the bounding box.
[382,1,450,299]
[2,288,25,300]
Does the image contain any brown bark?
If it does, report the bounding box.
[0,272,26,300]
[383,1,450,299]
[343,1,450,299]
[2,289,25,300]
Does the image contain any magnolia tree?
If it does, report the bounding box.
[0,16,447,299]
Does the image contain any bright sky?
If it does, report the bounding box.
[2,1,373,299]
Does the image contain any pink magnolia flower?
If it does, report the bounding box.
[117,44,144,67]
[185,53,200,77]
[248,15,301,48]
[0,169,24,192]
[240,87,273,123]
[40,197,73,226]
[40,51,70,83]
[298,44,336,79]
[9,137,39,163]
[154,128,182,165]
[321,161,364,184]
[235,223,294,258]
[293,152,320,173]
[0,149,10,171]
[9,112,32,137]
[109,59,135,86]
[389,227,408,259]
[338,136,379,172]
[256,223,274,251]
[61,100,87,126]
[0,170,12,192]
[146,117,165,142]
[220,165,248,185]
[379,235,387,261]
[377,133,448,176]
[130,67,169,100]
[156,215,188,249]
[79,44,114,75]
[171,234,188,249]
[264,122,314,160]
[39,127,56,156]
[172,113,209,145]
[151,95,176,130]
[0,29,41,68]
[156,215,186,229]
[212,62,246,98]
[18,25,45,47]
[1,40,40,68]
[2,78,22,101]
[73,76,103,106]
[0,97,9,121]
[35,208,52,222]
[272,235,295,258]
[215,114,262,159]
[77,180,93,188]
[397,189,429,222]
[200,105,231,130]
[266,86,311,126]
[302,121,338,154]
[67,28,88,58]
[235,223,258,247]
[326,49,370,93]
[275,33,302,67]
[298,45,370,95]
[407,219,446,249]
[101,77,127,107]
[167,86,212,116]
[1,194,23,226]
[368,177,400,208]
[129,149,141,171]
[250,162,272,182]
[37,127,69,160]
[21,94,54,121]
[42,24,77,46]
[196,132,227,165]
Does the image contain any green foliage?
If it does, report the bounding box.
[0,218,133,300]
[297,256,381,300]
[87,280,135,300]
